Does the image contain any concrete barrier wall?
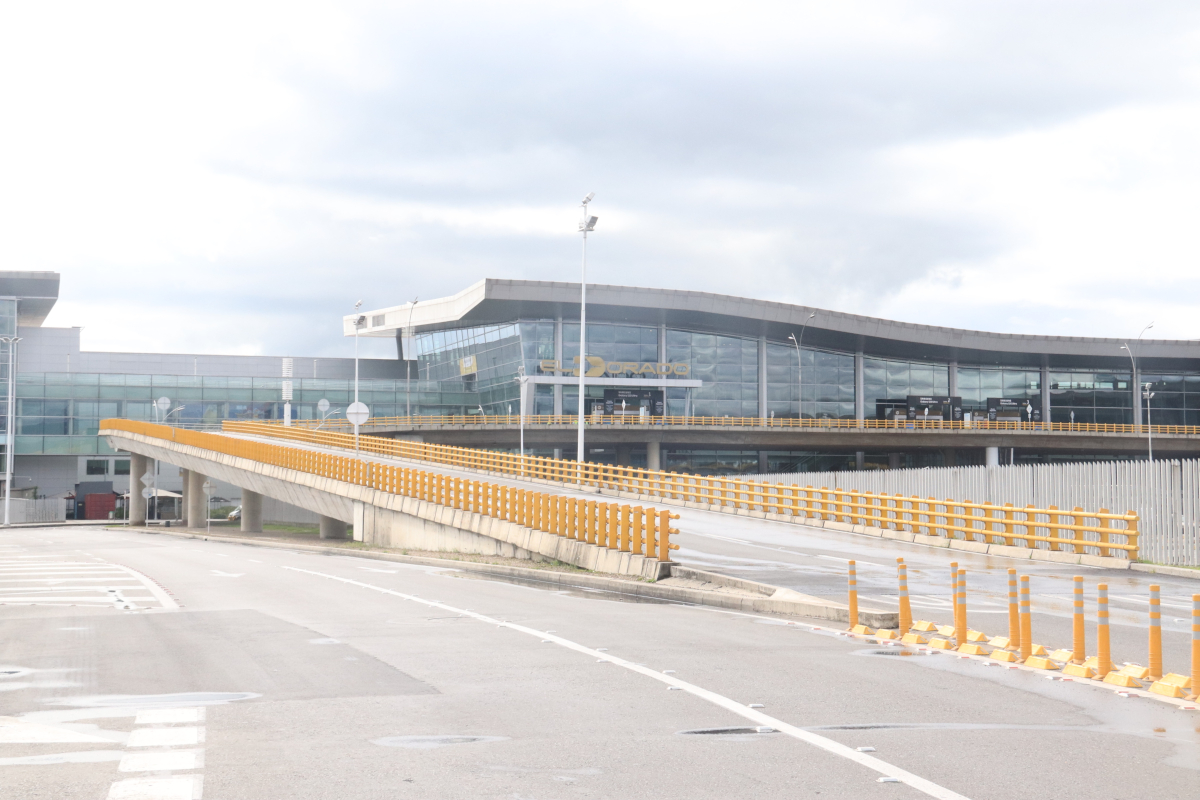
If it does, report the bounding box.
[105,430,666,580]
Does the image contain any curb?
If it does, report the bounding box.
[1130,562,1200,581]
[114,526,897,628]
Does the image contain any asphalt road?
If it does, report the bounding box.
[2,525,1200,799]
[228,433,1200,677]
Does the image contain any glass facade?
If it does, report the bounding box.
[665,330,757,417]
[957,367,1041,416]
[1133,373,1200,426]
[766,344,855,420]
[1049,371,1133,424]
[863,357,949,407]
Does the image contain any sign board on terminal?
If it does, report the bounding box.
[539,357,690,378]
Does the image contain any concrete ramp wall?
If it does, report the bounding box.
[105,429,666,580]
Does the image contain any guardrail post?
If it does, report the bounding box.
[596,503,609,547]
[897,559,912,634]
[619,505,631,551]
[1098,508,1113,558]
[659,509,679,561]
[645,509,657,557]
[1008,568,1020,652]
[608,504,620,549]
[1097,584,1112,678]
[1150,584,1163,681]
[586,500,598,545]
[1072,576,1085,664]
[1124,511,1139,561]
[576,498,587,541]
[1020,575,1032,662]
[633,506,643,556]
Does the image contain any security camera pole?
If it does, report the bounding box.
[576,193,598,478]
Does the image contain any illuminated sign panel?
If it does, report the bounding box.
[539,358,690,378]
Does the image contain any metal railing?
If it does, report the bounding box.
[262,413,1200,437]
[100,419,679,561]
[219,420,1139,559]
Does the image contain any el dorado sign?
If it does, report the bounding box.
[539,357,690,378]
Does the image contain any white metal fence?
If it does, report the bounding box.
[755,460,1200,566]
[8,498,68,524]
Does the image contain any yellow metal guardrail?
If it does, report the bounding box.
[269,413,1200,437]
[101,419,680,561]
[220,421,1140,559]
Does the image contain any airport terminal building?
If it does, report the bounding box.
[4,272,1200,505]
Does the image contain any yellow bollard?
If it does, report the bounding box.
[1019,575,1032,662]
[1097,583,1113,678]
[658,510,679,561]
[1007,568,1020,652]
[897,558,912,634]
[1191,594,1199,701]
[619,505,631,551]
[1149,584,1163,681]
[631,506,644,554]
[848,561,859,630]
[955,569,968,647]
[949,562,959,636]
[1072,576,1085,664]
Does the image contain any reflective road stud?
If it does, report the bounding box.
[1007,568,1020,652]
[1149,585,1163,681]
[1019,575,1032,662]
[1097,584,1113,678]
[897,559,912,634]
[1072,576,1085,664]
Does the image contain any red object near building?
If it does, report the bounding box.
[85,493,116,520]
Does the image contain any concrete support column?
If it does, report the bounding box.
[553,317,563,416]
[179,468,190,523]
[241,489,263,533]
[855,451,865,470]
[186,470,206,529]
[985,446,999,467]
[129,452,148,525]
[658,324,667,362]
[758,451,769,473]
[758,335,767,419]
[1040,362,1051,425]
[854,351,864,426]
[888,452,903,470]
[646,441,661,472]
[319,515,347,540]
[1132,364,1142,427]
[553,448,563,460]
[948,360,958,399]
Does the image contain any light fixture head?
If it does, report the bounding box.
[355,300,362,309]
[578,215,598,232]
[582,192,595,205]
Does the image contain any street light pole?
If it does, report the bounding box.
[576,193,598,475]
[1,336,21,528]
[515,366,528,473]
[1144,383,1155,462]
[353,300,364,454]
[787,313,815,423]
[1121,322,1154,461]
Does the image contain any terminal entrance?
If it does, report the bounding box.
[598,388,664,418]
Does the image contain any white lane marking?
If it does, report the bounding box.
[135,708,204,725]
[210,571,243,578]
[284,566,972,800]
[0,750,124,766]
[359,567,399,573]
[126,727,203,747]
[0,717,122,743]
[0,597,157,604]
[107,775,202,799]
[119,749,202,772]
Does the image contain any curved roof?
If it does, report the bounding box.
[347,279,1198,370]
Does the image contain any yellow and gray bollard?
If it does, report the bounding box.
[1192,595,1200,701]
[848,560,859,631]
[1149,584,1163,681]
[1007,568,1020,651]
[1097,583,1112,678]
[1019,575,1032,662]
[955,568,967,648]
[897,558,912,635]
[1072,576,1085,664]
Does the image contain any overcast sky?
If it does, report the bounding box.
[4,1,1200,360]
